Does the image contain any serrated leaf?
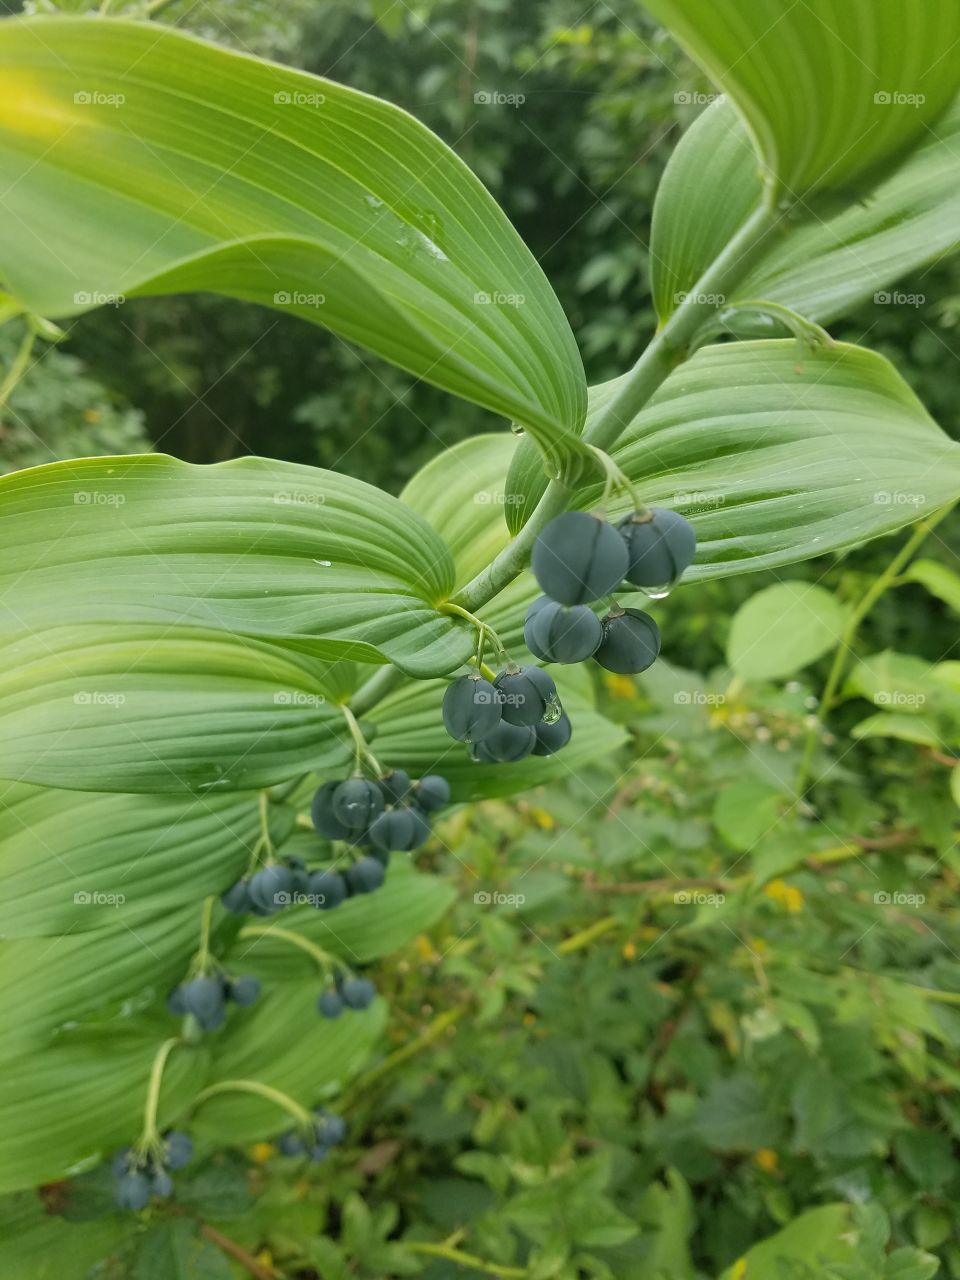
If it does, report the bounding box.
[0,17,586,462]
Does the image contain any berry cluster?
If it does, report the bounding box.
[112,1131,193,1210]
[526,507,696,674]
[167,972,261,1030]
[443,664,570,762]
[277,1109,346,1161]
[312,769,450,855]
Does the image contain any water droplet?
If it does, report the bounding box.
[364,193,384,209]
[542,694,563,725]
[639,583,673,600]
[315,559,332,567]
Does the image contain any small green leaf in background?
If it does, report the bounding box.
[132,1220,234,1280]
[904,559,960,614]
[717,1204,857,1278]
[712,780,788,851]
[727,583,848,681]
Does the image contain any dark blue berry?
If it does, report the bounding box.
[181,976,226,1031]
[344,855,386,895]
[494,665,558,727]
[115,1170,152,1211]
[228,975,261,1006]
[594,609,661,675]
[164,1131,193,1170]
[278,1131,306,1157]
[220,879,250,913]
[340,977,376,1009]
[415,774,450,812]
[378,768,411,803]
[248,864,294,914]
[533,713,572,756]
[442,674,503,742]
[332,778,384,831]
[311,781,354,840]
[308,869,348,910]
[531,511,628,605]
[528,599,602,663]
[618,508,696,587]
[317,989,344,1018]
[472,721,537,763]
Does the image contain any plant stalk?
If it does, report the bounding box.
[192,1078,314,1128]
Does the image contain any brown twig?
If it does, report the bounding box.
[582,871,734,895]
[201,1223,278,1279]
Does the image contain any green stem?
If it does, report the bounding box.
[192,1078,314,1129]
[340,702,382,775]
[0,325,36,419]
[349,664,406,717]
[238,923,344,975]
[343,1005,466,1106]
[796,502,955,792]
[140,1038,180,1147]
[195,896,215,973]
[453,203,780,613]
[406,1243,527,1278]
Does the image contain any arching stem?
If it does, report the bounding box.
[238,923,348,979]
[340,703,382,776]
[137,1037,181,1153]
[192,1078,314,1129]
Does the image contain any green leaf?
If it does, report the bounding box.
[712,781,788,851]
[0,17,586,461]
[401,433,517,587]
[0,1189,129,1280]
[903,559,960,614]
[507,342,960,577]
[652,99,960,326]
[0,784,272,936]
[727,584,848,681]
[644,0,960,203]
[718,1206,859,1277]
[132,1220,234,1280]
[0,1028,210,1194]
[851,713,945,748]
[883,1248,941,1280]
[0,452,491,791]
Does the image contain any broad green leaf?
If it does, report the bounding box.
[727,584,848,681]
[0,455,462,674]
[0,784,277,936]
[653,99,960,326]
[717,1204,857,1278]
[644,0,960,204]
[0,17,586,461]
[650,101,761,324]
[0,1027,210,1194]
[506,343,960,580]
[401,434,517,586]
[0,624,353,792]
[0,452,486,791]
[0,904,199,1060]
